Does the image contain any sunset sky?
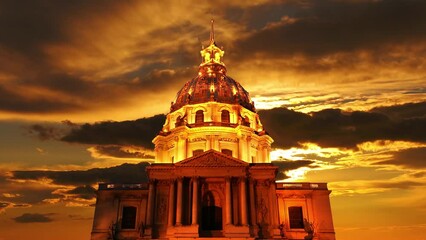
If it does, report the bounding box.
[0,0,425,239]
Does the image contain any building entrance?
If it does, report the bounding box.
[200,191,223,236]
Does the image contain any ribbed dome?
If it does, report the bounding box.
[170,20,255,113]
[170,64,255,112]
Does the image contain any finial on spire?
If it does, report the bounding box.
[200,19,225,67]
[210,19,215,45]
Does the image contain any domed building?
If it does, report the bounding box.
[91,21,335,240]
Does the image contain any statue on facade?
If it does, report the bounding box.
[278,222,288,239]
[303,218,315,240]
[109,221,119,240]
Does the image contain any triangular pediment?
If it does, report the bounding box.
[175,150,248,167]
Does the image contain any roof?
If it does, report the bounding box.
[175,149,249,167]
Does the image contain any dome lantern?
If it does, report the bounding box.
[199,19,225,68]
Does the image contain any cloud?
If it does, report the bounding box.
[0,186,62,206]
[371,180,425,190]
[0,163,149,210]
[89,145,155,160]
[27,123,70,141]
[64,185,96,200]
[61,115,166,149]
[12,213,54,223]
[377,147,426,169]
[371,102,426,121]
[331,177,426,196]
[258,102,426,148]
[0,201,31,213]
[235,0,426,58]
[0,84,81,113]
[11,162,150,186]
[0,202,10,213]
[0,0,424,122]
[272,159,316,180]
[57,102,426,150]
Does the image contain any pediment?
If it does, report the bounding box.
[176,150,248,168]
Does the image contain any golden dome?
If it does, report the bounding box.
[170,20,255,113]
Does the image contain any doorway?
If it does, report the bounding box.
[200,191,223,236]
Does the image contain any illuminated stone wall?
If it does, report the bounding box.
[153,102,273,164]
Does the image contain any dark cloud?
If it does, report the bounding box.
[410,172,426,178]
[0,187,61,205]
[0,0,122,57]
[129,67,196,93]
[293,152,349,164]
[0,85,80,113]
[1,163,149,209]
[371,102,426,121]
[377,147,426,169]
[61,115,166,149]
[0,202,10,211]
[65,185,96,200]
[258,102,426,148]
[235,0,426,58]
[60,102,426,150]
[272,159,316,180]
[92,145,155,159]
[0,202,31,213]
[26,123,70,141]
[12,162,150,186]
[0,0,198,114]
[12,213,54,223]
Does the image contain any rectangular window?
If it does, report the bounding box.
[121,206,137,229]
[288,206,304,229]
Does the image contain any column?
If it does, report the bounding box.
[246,136,251,162]
[269,179,279,226]
[167,180,175,226]
[173,136,179,163]
[266,146,271,162]
[191,177,198,225]
[249,178,256,225]
[238,137,244,159]
[176,177,183,226]
[206,135,211,150]
[178,134,188,160]
[225,177,232,225]
[146,180,156,226]
[212,135,219,151]
[239,135,247,162]
[263,146,268,163]
[240,177,248,225]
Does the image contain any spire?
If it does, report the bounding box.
[200,19,225,67]
[210,19,215,45]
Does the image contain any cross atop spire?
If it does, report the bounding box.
[210,19,215,45]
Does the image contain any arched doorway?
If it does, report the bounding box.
[201,191,223,235]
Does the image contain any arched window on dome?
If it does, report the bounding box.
[175,116,184,127]
[221,110,230,124]
[243,116,250,127]
[175,115,186,127]
[195,110,204,124]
